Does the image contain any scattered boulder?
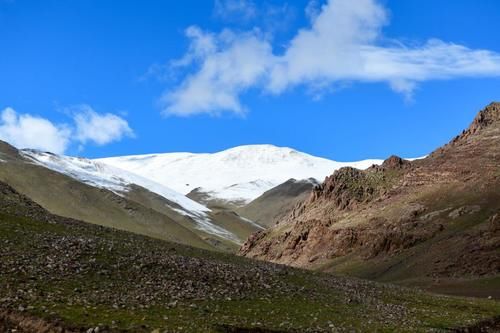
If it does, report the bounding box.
[420,208,452,221]
[448,205,481,219]
[489,213,499,232]
[398,203,426,223]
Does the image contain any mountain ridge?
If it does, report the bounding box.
[97,144,385,207]
[0,141,263,251]
[239,102,500,297]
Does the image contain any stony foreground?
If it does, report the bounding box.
[0,182,499,332]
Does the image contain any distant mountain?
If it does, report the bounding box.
[97,144,383,208]
[21,150,225,237]
[0,143,260,251]
[240,102,500,298]
[237,178,319,228]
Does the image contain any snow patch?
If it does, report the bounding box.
[98,145,385,205]
[21,150,239,242]
[238,216,265,230]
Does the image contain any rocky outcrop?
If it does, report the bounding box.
[240,103,500,282]
[240,203,448,267]
[462,102,500,137]
[309,167,380,209]
[438,102,500,149]
[381,155,411,170]
[308,158,408,210]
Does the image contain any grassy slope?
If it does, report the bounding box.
[315,182,500,297]
[0,147,213,251]
[0,141,258,253]
[127,185,261,252]
[237,179,314,228]
[0,189,499,332]
[126,185,244,252]
[210,209,261,241]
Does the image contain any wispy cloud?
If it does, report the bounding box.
[213,0,257,23]
[0,105,134,154]
[162,0,500,116]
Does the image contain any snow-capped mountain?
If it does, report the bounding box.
[21,149,239,241]
[97,145,384,205]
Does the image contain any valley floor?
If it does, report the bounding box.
[1,208,500,333]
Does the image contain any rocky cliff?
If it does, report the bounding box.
[240,103,500,295]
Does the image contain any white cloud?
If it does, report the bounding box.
[213,0,257,22]
[72,105,134,145]
[0,107,71,154]
[163,0,500,116]
[0,106,134,154]
[162,27,275,116]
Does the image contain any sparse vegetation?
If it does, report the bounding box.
[1,183,500,332]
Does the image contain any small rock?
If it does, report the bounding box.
[448,205,481,219]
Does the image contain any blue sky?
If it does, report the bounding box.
[1,0,500,160]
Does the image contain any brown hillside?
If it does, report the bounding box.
[240,102,500,297]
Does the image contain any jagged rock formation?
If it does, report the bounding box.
[240,103,500,295]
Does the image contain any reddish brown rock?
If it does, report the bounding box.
[382,155,411,170]
[240,103,500,281]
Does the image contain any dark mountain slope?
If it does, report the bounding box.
[240,102,500,297]
[0,181,499,332]
[237,178,318,227]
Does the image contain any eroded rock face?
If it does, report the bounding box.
[466,102,500,135]
[381,155,411,170]
[240,103,500,280]
[446,102,500,147]
[309,167,381,210]
[240,212,446,267]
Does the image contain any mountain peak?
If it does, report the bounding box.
[222,144,292,151]
[427,102,500,155]
[381,155,410,170]
[468,102,500,133]
[98,147,385,205]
